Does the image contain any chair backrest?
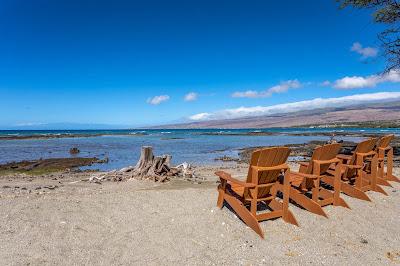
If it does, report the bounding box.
[353,137,378,155]
[376,134,394,150]
[346,137,378,177]
[304,143,342,175]
[245,147,290,199]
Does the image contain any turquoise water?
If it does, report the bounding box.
[0,128,397,170]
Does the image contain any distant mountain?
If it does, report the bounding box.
[152,101,400,129]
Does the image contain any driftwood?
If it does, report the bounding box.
[131,146,172,181]
[89,146,196,183]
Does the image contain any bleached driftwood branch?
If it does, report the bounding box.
[89,146,196,183]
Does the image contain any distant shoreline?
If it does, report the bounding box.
[0,127,397,141]
[0,132,147,140]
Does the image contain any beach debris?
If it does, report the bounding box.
[386,251,400,262]
[69,147,80,155]
[43,185,58,190]
[214,155,239,162]
[88,146,197,183]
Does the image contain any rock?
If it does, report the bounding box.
[43,185,58,190]
[69,147,80,155]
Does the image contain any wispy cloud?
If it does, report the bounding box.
[351,42,378,59]
[147,95,170,105]
[320,80,331,87]
[232,80,301,98]
[188,92,400,121]
[333,69,400,89]
[184,92,198,102]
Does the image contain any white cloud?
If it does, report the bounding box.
[231,90,259,98]
[351,42,378,59]
[147,95,170,105]
[333,69,400,89]
[188,92,400,121]
[184,92,198,102]
[232,80,301,98]
[189,112,211,120]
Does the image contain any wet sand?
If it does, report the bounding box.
[0,164,399,265]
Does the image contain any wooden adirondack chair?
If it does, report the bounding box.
[288,143,349,218]
[376,134,399,184]
[327,138,387,201]
[215,147,298,238]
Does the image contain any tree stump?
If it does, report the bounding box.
[132,146,154,178]
[131,146,172,181]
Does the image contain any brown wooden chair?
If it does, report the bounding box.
[375,134,399,184]
[215,147,298,238]
[288,143,349,218]
[327,138,387,202]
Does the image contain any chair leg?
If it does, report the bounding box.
[322,175,371,202]
[281,170,299,226]
[376,177,393,187]
[289,187,328,218]
[341,182,372,201]
[387,150,400,183]
[372,184,388,196]
[269,199,298,226]
[217,183,226,209]
[311,179,320,202]
[370,156,388,196]
[378,160,385,181]
[223,192,264,238]
[332,168,351,209]
[388,174,400,183]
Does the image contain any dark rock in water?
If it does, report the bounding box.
[96,157,109,164]
[69,147,80,155]
[0,157,107,176]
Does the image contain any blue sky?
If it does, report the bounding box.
[1,0,399,128]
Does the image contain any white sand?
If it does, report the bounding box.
[0,165,399,265]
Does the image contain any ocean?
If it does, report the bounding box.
[0,128,398,171]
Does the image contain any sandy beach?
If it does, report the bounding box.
[3,0,400,264]
[0,163,399,265]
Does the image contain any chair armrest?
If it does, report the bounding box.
[378,146,392,152]
[298,162,309,167]
[337,154,352,160]
[356,151,376,157]
[251,163,289,172]
[313,158,341,165]
[290,171,319,179]
[365,157,383,162]
[340,164,363,170]
[215,171,256,188]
